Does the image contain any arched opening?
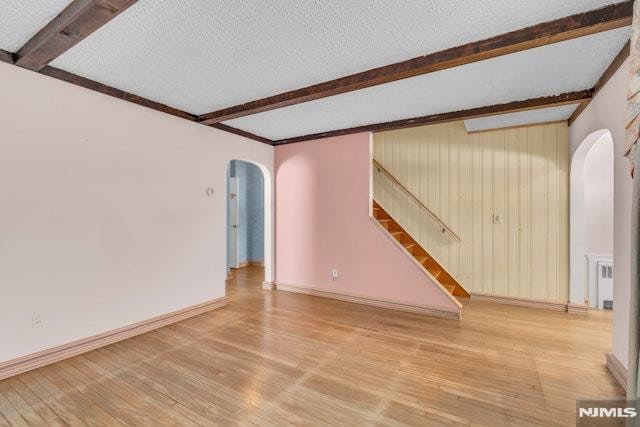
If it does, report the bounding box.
[570,129,614,309]
[226,159,274,285]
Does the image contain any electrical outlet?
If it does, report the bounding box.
[493,214,503,224]
[331,269,339,281]
[32,313,43,328]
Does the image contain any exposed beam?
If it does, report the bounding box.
[208,123,274,145]
[36,66,273,144]
[0,49,14,64]
[40,66,196,120]
[199,1,632,125]
[273,91,593,145]
[15,0,138,71]
[0,63,271,144]
[568,39,630,125]
[3,42,274,143]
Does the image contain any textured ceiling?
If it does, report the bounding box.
[0,0,73,52]
[225,28,629,140]
[50,0,622,115]
[463,105,580,133]
[0,0,630,142]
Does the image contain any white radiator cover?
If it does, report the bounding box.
[585,253,614,309]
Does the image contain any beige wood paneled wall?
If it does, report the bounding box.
[373,121,569,302]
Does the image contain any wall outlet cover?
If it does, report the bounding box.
[32,313,43,328]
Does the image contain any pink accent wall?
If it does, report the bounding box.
[274,133,460,313]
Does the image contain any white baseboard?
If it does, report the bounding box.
[0,296,229,381]
[262,281,276,290]
[471,293,569,312]
[233,260,265,269]
[606,352,627,389]
[275,282,460,320]
[566,303,589,314]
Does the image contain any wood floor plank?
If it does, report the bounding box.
[0,265,624,425]
[72,354,197,427]
[77,405,126,427]
[0,380,45,426]
[17,370,88,426]
[88,348,213,426]
[53,360,153,426]
[5,377,66,426]
[0,384,29,427]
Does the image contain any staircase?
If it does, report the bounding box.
[372,200,470,299]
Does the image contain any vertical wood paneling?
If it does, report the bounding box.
[545,124,559,301]
[459,130,471,285]
[471,131,483,292]
[529,126,546,300]
[557,125,570,302]
[482,132,493,294]
[518,126,531,298]
[450,125,460,275]
[506,129,520,298]
[373,121,569,302]
[493,131,506,296]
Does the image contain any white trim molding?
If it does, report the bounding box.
[262,281,276,290]
[606,352,627,389]
[0,297,229,381]
[234,260,265,269]
[566,303,589,314]
[275,282,460,320]
[471,293,569,312]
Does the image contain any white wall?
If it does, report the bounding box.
[569,58,633,368]
[584,134,614,256]
[0,62,274,363]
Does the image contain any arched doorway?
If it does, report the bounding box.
[570,129,614,309]
[226,159,274,285]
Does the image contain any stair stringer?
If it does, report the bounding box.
[372,200,470,300]
[368,217,463,312]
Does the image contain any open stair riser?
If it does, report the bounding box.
[372,201,470,299]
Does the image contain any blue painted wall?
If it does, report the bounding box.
[227,160,264,270]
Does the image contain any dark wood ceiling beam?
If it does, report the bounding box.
[199,1,632,125]
[15,0,138,71]
[0,59,272,144]
[568,39,630,125]
[0,49,14,64]
[37,66,274,144]
[273,90,593,145]
[208,123,274,145]
[40,66,196,120]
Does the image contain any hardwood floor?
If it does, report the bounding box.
[0,266,623,426]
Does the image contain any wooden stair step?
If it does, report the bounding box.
[442,282,457,294]
[428,269,442,279]
[372,199,471,300]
